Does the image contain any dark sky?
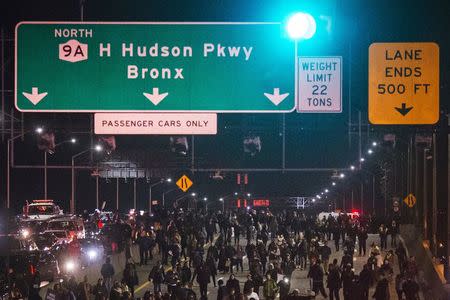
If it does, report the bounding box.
[1,0,449,213]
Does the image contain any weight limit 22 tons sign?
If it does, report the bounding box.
[15,22,295,113]
[298,56,342,113]
[369,42,439,124]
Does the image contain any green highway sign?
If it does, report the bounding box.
[15,22,295,113]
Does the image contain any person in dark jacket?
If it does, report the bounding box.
[307,259,327,298]
[402,277,419,300]
[206,253,218,287]
[243,274,255,295]
[217,279,228,300]
[92,278,108,300]
[333,226,341,252]
[320,242,332,274]
[226,274,240,295]
[192,262,211,299]
[277,276,290,300]
[342,264,354,300]
[359,264,372,300]
[372,273,390,300]
[122,263,138,296]
[100,257,115,294]
[180,261,192,286]
[357,226,368,256]
[327,264,341,300]
[148,262,165,293]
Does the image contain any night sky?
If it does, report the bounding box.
[1,0,449,213]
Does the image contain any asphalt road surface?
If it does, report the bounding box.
[40,233,420,299]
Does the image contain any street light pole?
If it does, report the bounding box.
[7,130,33,208]
[71,149,89,214]
[148,179,166,213]
[71,146,100,214]
[44,139,76,199]
[44,151,47,199]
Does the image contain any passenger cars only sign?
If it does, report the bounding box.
[297,56,342,113]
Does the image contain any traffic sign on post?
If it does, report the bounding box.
[176,175,193,192]
[369,42,439,124]
[297,56,342,113]
[94,113,217,135]
[15,22,295,113]
[403,193,416,208]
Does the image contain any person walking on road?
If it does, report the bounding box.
[192,261,211,300]
[100,257,115,294]
[262,274,278,300]
[320,241,332,274]
[307,259,328,299]
[379,224,388,251]
[122,262,139,297]
[148,262,165,294]
[358,226,368,256]
[217,279,228,300]
[359,264,372,300]
[390,220,399,248]
[327,263,341,300]
[372,273,390,300]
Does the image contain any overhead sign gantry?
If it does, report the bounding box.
[15,22,295,113]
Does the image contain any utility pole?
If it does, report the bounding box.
[432,133,437,255]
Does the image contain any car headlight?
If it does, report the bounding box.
[21,229,30,238]
[87,249,97,260]
[65,260,76,272]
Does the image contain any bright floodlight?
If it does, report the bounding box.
[35,127,44,134]
[312,198,316,203]
[94,144,103,152]
[339,173,345,178]
[286,12,316,40]
[350,165,355,171]
[332,182,336,186]
[372,141,378,147]
[360,157,365,162]
[88,249,97,260]
[65,260,75,272]
[219,198,224,202]
[191,192,196,197]
[234,192,238,196]
[21,229,30,238]
[203,197,207,201]
[166,178,172,183]
[325,189,329,193]
[247,193,251,197]
[70,138,77,144]
[368,149,373,154]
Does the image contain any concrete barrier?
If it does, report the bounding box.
[400,224,448,300]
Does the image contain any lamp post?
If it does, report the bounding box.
[286,12,316,115]
[219,197,224,212]
[6,128,41,208]
[148,179,167,213]
[203,197,208,211]
[44,138,76,199]
[71,145,102,214]
[162,187,178,208]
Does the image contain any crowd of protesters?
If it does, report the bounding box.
[1,207,428,300]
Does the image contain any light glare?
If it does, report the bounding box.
[286,12,316,40]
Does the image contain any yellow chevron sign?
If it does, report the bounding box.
[176,175,193,192]
[403,193,416,208]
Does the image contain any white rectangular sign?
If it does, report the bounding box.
[297,56,342,113]
[94,113,217,135]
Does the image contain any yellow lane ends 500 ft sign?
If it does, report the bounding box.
[369,42,439,125]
